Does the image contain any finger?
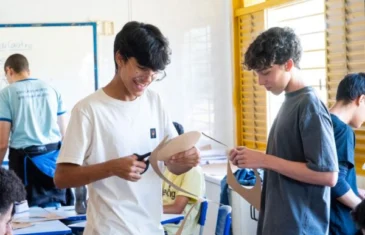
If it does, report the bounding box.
[184,147,197,157]
[233,158,239,166]
[236,146,245,150]
[129,172,142,181]
[229,150,238,161]
[171,152,200,163]
[237,159,247,166]
[169,152,185,162]
[133,160,147,169]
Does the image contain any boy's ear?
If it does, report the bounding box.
[355,94,365,106]
[285,59,294,71]
[115,52,125,68]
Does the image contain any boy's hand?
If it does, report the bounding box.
[109,156,146,182]
[166,147,200,167]
[229,146,266,169]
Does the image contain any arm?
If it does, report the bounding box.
[332,163,361,209]
[57,114,67,138]
[264,154,338,187]
[336,190,361,210]
[230,147,338,187]
[55,156,146,189]
[0,121,11,165]
[163,196,189,214]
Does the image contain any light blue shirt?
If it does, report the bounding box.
[0,78,65,148]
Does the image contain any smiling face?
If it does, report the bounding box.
[115,54,166,100]
[255,63,292,96]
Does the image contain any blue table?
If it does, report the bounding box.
[13,207,72,235]
[13,220,71,235]
[68,214,185,233]
[44,206,86,221]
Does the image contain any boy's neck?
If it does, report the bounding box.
[329,102,356,125]
[10,72,29,83]
[285,68,306,93]
[103,75,137,101]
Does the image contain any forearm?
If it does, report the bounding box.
[264,154,338,187]
[0,147,7,165]
[55,161,114,188]
[163,196,189,214]
[336,189,362,209]
[163,204,184,214]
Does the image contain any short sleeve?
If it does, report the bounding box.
[300,113,338,172]
[56,91,66,116]
[0,90,12,123]
[176,167,205,202]
[57,106,92,165]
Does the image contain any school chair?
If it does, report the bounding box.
[198,200,209,235]
[215,205,232,235]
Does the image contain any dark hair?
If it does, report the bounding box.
[336,73,365,104]
[244,27,302,71]
[113,21,171,72]
[352,200,365,230]
[0,168,26,215]
[4,53,30,73]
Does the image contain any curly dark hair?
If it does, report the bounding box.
[352,200,365,230]
[0,168,26,215]
[244,27,302,71]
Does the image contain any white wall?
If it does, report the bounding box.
[0,0,235,147]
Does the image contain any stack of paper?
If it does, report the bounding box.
[200,149,227,165]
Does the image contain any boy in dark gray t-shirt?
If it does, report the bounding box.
[229,27,339,235]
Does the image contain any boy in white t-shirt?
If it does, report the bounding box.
[54,21,200,235]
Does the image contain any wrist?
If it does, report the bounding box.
[104,159,117,177]
[262,153,273,169]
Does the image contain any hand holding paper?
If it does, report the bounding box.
[166,147,200,167]
[229,146,266,169]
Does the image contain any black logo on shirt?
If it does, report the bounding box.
[150,128,156,139]
[163,186,176,200]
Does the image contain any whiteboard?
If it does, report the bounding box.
[0,23,98,111]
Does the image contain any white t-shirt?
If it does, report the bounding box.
[57,89,177,235]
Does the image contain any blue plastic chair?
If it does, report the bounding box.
[215,205,232,235]
[198,200,209,235]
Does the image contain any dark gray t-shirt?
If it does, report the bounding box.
[257,87,338,235]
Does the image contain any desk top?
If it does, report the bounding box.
[68,213,185,230]
[44,206,86,221]
[13,220,71,235]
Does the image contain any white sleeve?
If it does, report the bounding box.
[57,106,92,166]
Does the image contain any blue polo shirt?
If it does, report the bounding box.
[0,78,65,148]
[330,114,359,235]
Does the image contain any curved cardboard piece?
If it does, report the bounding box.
[157,131,201,161]
[226,160,261,210]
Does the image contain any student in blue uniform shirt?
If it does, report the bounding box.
[0,54,73,207]
[329,73,365,235]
